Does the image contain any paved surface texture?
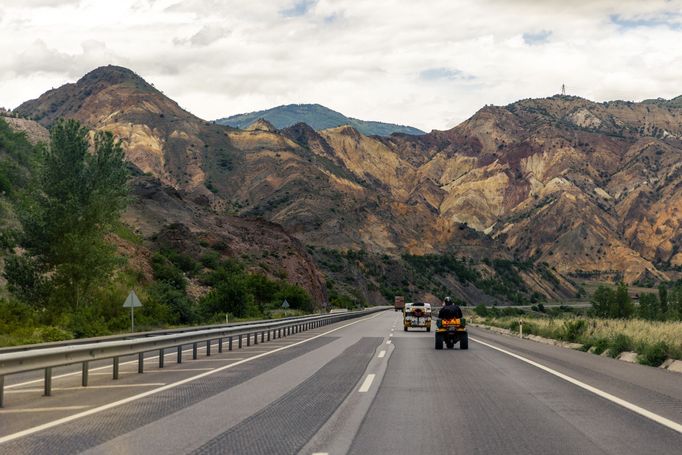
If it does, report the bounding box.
[1,311,681,454]
[349,324,682,455]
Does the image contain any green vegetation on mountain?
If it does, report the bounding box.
[0,118,318,345]
[310,247,566,307]
[215,103,425,137]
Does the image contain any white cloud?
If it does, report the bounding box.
[1,0,682,131]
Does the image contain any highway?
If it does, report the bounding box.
[0,311,680,454]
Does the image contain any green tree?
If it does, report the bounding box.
[613,283,634,318]
[275,283,313,312]
[5,119,129,310]
[670,285,682,320]
[200,274,258,318]
[637,293,659,320]
[658,284,668,318]
[591,285,614,318]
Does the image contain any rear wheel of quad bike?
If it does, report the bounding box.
[460,332,469,350]
[435,333,443,350]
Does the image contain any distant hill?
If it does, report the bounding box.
[215,104,425,137]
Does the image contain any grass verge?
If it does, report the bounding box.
[471,314,682,366]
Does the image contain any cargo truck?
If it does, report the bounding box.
[394,295,405,312]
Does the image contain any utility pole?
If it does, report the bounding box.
[561,84,566,96]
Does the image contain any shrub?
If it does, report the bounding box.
[474,304,489,317]
[608,334,632,358]
[637,341,669,367]
[560,319,587,342]
[592,338,609,355]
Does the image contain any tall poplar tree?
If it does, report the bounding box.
[5,119,128,310]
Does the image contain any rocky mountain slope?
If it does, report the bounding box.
[1,108,326,302]
[15,65,682,297]
[215,103,424,137]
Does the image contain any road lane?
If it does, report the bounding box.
[349,323,682,455]
[469,326,682,425]
[0,311,391,454]
[2,310,680,455]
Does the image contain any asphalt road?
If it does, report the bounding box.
[0,311,680,454]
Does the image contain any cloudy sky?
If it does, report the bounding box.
[1,0,682,131]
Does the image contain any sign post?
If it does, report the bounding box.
[282,299,290,316]
[123,290,143,333]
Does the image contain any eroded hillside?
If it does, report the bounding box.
[15,65,682,292]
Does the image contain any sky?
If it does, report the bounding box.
[1,0,682,131]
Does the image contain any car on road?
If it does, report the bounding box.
[404,302,432,331]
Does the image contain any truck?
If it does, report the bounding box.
[394,295,405,312]
[404,302,432,331]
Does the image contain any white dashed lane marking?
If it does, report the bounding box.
[358,374,376,393]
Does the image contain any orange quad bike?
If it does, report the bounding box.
[435,317,468,350]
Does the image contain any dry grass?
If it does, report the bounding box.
[472,315,682,361]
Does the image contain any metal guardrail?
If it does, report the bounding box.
[0,312,340,354]
[0,307,388,407]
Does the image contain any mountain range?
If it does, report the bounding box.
[8,65,682,304]
[215,103,425,137]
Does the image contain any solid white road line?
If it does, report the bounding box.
[0,406,91,414]
[6,384,166,394]
[470,337,682,435]
[0,312,384,444]
[378,350,386,358]
[358,374,376,393]
[131,368,214,373]
[188,358,245,362]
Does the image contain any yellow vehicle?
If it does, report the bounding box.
[403,302,431,332]
[435,317,468,349]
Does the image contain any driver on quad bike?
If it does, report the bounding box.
[438,296,463,320]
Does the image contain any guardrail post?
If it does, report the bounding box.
[159,349,165,368]
[267,330,270,341]
[229,336,233,351]
[177,346,182,363]
[44,367,52,396]
[138,353,144,373]
[0,375,4,408]
[193,343,198,360]
[254,332,258,345]
[82,361,89,387]
[238,334,242,348]
[247,333,251,346]
[218,338,223,353]
[261,331,265,343]
[206,340,211,356]
[113,357,120,379]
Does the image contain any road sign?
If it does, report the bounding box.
[123,290,142,332]
[123,290,143,308]
[282,299,290,309]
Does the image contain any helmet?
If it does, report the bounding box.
[444,296,453,305]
